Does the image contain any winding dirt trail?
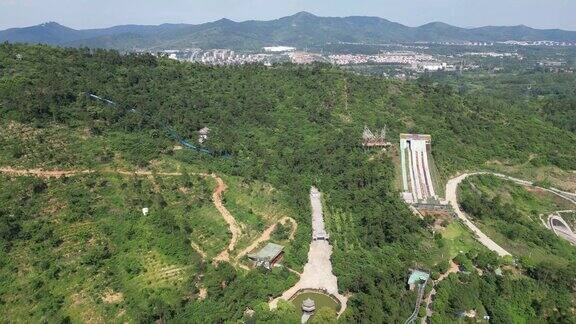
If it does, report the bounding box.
[234,216,297,264]
[210,175,242,264]
[190,242,208,260]
[0,167,94,178]
[0,167,239,263]
[423,261,459,321]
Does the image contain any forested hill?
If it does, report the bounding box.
[2,44,575,176]
[1,44,576,322]
[2,12,576,50]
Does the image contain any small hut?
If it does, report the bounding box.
[247,243,284,269]
[407,269,430,290]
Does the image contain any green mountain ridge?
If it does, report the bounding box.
[2,11,576,50]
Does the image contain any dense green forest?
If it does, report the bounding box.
[0,44,575,323]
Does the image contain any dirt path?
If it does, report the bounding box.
[234,216,297,263]
[423,261,459,322]
[435,261,459,283]
[190,242,207,260]
[0,167,182,178]
[210,175,242,264]
[0,167,239,263]
[0,167,94,178]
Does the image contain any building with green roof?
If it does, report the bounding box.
[247,242,284,269]
[407,270,430,290]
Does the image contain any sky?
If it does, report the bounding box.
[1,0,575,31]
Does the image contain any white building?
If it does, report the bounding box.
[263,46,296,52]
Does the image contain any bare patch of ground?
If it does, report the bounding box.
[102,290,124,304]
[70,292,104,324]
[198,287,207,300]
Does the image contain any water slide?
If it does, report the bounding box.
[421,144,436,197]
[409,141,423,200]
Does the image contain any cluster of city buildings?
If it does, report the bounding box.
[424,41,576,47]
[157,40,572,74]
[458,52,522,58]
[288,51,324,64]
[163,48,276,65]
[498,40,576,46]
[329,51,450,71]
[329,41,430,50]
[424,41,494,46]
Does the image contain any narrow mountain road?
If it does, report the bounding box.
[446,171,576,257]
[446,173,511,257]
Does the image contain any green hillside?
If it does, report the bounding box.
[0,43,575,322]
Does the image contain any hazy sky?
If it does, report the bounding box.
[1,0,575,31]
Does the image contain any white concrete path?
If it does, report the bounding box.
[270,187,347,316]
[446,172,576,257]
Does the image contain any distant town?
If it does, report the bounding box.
[156,41,575,78]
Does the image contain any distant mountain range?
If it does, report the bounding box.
[2,11,576,51]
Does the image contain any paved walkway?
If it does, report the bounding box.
[270,187,347,317]
[445,173,511,257]
[445,172,576,257]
